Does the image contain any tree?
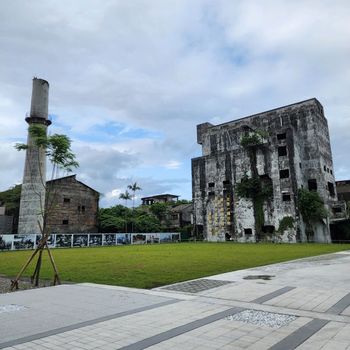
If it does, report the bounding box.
[11,124,78,289]
[127,182,142,232]
[127,182,142,210]
[119,190,132,207]
[119,191,132,232]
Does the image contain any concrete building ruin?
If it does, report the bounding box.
[18,78,51,235]
[192,98,342,243]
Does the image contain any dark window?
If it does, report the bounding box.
[278,146,287,157]
[223,180,230,185]
[62,219,69,225]
[208,191,215,197]
[63,198,70,203]
[208,182,215,188]
[277,133,286,140]
[82,205,86,213]
[262,225,275,234]
[330,169,333,175]
[333,207,342,213]
[308,179,317,191]
[327,168,330,173]
[328,182,335,196]
[282,193,291,201]
[279,169,290,179]
[324,165,326,171]
[78,206,81,212]
[299,163,302,169]
[244,228,252,236]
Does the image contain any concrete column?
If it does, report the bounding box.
[18,78,51,235]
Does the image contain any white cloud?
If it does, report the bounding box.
[164,160,182,169]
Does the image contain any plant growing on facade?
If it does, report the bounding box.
[297,188,328,241]
[237,129,272,239]
[277,216,295,233]
[12,124,78,289]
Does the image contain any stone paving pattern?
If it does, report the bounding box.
[161,279,232,293]
[1,251,350,349]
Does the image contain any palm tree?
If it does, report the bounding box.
[119,190,131,207]
[127,182,142,209]
[127,182,142,233]
[119,190,131,233]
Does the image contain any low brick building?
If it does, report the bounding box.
[45,175,99,233]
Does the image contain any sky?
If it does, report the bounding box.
[0,0,349,207]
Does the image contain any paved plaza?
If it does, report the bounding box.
[1,251,350,349]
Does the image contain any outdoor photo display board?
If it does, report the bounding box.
[0,233,181,251]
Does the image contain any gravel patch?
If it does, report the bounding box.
[0,276,51,294]
[226,309,297,328]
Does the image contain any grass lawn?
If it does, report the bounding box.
[0,242,348,289]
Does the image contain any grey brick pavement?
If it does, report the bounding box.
[1,250,350,349]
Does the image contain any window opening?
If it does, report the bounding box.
[278,146,287,157]
[280,169,290,179]
[308,179,317,191]
[244,228,252,236]
[282,193,291,201]
[328,182,335,196]
[277,133,286,140]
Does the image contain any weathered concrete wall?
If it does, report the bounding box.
[18,78,50,235]
[192,98,336,243]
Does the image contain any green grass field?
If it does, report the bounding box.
[0,243,348,289]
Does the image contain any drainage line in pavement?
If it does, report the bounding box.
[269,318,329,350]
[326,292,350,315]
[119,306,245,350]
[252,286,296,304]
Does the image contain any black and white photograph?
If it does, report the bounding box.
[13,234,35,250]
[55,234,72,248]
[0,235,13,251]
[73,235,88,247]
[172,234,180,242]
[103,234,116,246]
[89,234,102,247]
[146,234,160,244]
[131,234,146,245]
[35,234,55,247]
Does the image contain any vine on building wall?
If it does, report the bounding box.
[236,130,272,239]
[297,188,328,241]
[277,216,295,233]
